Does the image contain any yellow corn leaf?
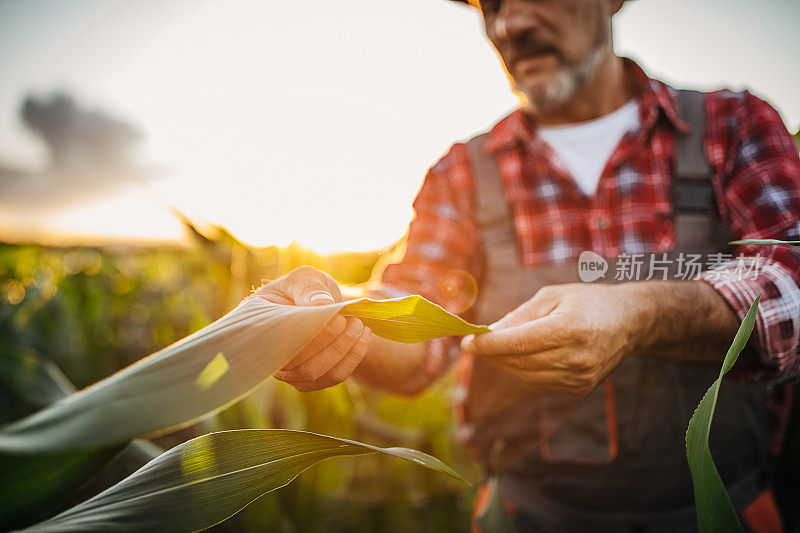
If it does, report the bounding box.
[343,295,490,343]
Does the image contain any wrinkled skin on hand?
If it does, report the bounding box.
[462,283,647,395]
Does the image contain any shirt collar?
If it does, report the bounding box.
[485,58,691,154]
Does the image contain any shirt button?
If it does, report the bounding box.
[662,219,674,231]
[597,217,610,230]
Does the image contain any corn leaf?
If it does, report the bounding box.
[0,350,161,528]
[477,477,516,533]
[0,299,340,453]
[729,239,800,246]
[0,295,484,452]
[0,294,480,526]
[23,429,466,533]
[685,293,760,533]
[342,296,490,343]
[0,350,77,408]
[0,447,125,528]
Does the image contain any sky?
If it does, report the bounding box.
[1,0,799,253]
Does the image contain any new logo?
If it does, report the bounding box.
[578,251,608,282]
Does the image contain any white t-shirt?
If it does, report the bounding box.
[537,99,640,196]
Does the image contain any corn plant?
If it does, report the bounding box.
[0,295,485,531]
[685,293,760,533]
[730,240,800,246]
[3,237,794,532]
[685,238,798,532]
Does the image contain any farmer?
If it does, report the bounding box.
[260,0,800,530]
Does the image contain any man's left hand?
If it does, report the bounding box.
[461,283,653,395]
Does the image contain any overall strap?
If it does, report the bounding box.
[465,133,617,470]
[672,89,713,212]
[468,91,716,261]
[467,134,521,270]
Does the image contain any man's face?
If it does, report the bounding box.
[478,0,613,111]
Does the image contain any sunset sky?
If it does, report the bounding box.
[1,0,799,253]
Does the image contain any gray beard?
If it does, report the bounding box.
[529,43,607,110]
[519,14,611,112]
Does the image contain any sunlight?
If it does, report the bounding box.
[97,0,498,253]
[48,187,184,245]
[195,352,230,391]
[0,0,798,252]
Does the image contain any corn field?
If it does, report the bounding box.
[0,231,477,532]
[2,230,800,532]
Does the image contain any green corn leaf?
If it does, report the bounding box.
[0,447,125,529]
[0,350,162,529]
[0,294,479,526]
[685,292,760,533]
[342,296,490,343]
[729,239,800,246]
[477,477,516,533]
[0,350,77,408]
[0,299,342,453]
[0,295,485,453]
[23,429,467,533]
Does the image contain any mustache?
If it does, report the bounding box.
[507,33,563,64]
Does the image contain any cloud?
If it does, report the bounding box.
[1,91,160,212]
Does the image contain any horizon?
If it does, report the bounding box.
[1,0,799,253]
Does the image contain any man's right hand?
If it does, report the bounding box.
[253,266,372,392]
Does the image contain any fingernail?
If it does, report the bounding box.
[309,292,334,304]
[361,326,372,341]
[461,334,475,351]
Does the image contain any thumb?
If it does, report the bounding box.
[293,281,336,306]
[283,267,341,306]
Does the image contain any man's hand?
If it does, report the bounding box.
[461,283,652,395]
[254,266,372,392]
[461,280,740,395]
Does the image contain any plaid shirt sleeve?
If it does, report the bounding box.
[699,91,800,384]
[377,145,482,384]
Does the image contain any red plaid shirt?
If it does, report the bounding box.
[379,60,800,442]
